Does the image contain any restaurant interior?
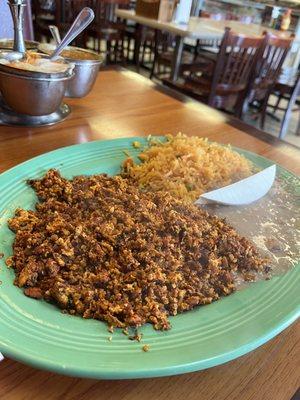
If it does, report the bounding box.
[1,0,299,145]
[0,1,299,399]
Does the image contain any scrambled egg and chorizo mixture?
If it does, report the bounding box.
[7,168,268,330]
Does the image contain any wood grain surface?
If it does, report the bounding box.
[0,69,299,400]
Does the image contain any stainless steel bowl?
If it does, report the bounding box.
[65,54,102,98]
[0,54,74,116]
[39,44,102,98]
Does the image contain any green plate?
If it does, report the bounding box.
[0,137,299,379]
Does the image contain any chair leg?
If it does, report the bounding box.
[150,58,156,79]
[150,30,159,80]
[142,42,147,66]
[234,92,247,119]
[193,39,200,61]
[114,41,116,63]
[126,37,131,61]
[120,39,126,66]
[259,92,272,130]
[273,93,283,113]
[107,41,111,64]
[134,25,143,72]
[136,53,140,72]
[279,78,300,139]
[260,105,266,130]
[116,40,119,63]
[115,41,119,63]
[234,103,243,119]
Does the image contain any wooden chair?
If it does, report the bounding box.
[244,33,292,128]
[150,30,180,79]
[266,40,300,138]
[55,0,92,47]
[32,0,57,42]
[150,30,215,80]
[151,10,224,80]
[195,10,224,63]
[163,28,264,116]
[268,75,300,138]
[88,0,130,64]
[195,37,221,61]
[121,1,156,69]
[131,26,156,72]
[194,10,253,65]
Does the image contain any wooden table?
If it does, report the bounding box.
[0,69,299,400]
[115,9,292,81]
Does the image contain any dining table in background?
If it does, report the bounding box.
[115,9,294,81]
[0,68,299,400]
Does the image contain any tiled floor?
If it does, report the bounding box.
[243,96,300,148]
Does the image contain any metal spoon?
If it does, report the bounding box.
[49,25,62,46]
[49,7,94,61]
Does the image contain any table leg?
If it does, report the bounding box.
[171,36,184,82]
[134,24,142,70]
[296,111,300,136]
[279,78,300,139]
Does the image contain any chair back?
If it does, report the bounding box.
[55,0,93,45]
[249,32,292,101]
[32,0,56,19]
[57,0,93,25]
[32,0,56,41]
[208,27,263,108]
[92,0,129,27]
[196,37,221,51]
[154,30,174,54]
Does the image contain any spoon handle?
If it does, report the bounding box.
[50,7,94,60]
[49,25,62,45]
